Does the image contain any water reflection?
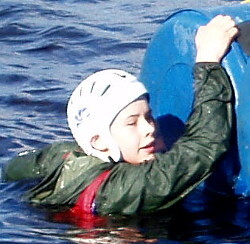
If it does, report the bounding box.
[45,189,250,243]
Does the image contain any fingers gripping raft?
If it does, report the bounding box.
[140,4,250,197]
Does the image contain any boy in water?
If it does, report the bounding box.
[4,15,238,215]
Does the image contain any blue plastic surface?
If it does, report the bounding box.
[140,4,250,197]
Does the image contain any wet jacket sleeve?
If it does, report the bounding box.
[4,142,77,181]
[96,63,233,215]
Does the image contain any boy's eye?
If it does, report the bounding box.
[127,121,137,126]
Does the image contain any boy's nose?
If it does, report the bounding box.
[143,119,155,136]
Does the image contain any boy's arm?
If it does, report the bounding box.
[4,146,51,181]
[4,142,77,181]
[151,61,233,209]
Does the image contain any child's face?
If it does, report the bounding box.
[110,98,156,164]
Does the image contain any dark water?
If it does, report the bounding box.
[0,0,249,243]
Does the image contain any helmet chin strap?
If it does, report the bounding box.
[90,131,122,163]
[107,137,122,163]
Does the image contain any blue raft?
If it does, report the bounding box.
[140,4,250,197]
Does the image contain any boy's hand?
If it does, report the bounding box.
[195,15,239,63]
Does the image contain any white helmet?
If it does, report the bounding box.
[67,69,148,162]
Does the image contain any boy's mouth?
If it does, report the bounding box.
[140,141,156,153]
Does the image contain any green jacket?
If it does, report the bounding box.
[4,63,233,215]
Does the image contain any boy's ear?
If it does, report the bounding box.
[90,135,109,152]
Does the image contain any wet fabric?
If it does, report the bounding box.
[4,62,233,215]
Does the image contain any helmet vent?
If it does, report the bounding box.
[101,84,111,96]
[90,82,96,93]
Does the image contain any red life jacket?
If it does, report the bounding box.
[53,170,111,229]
